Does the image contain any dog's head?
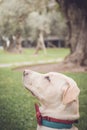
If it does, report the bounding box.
[23,70,80,106]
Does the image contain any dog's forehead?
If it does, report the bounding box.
[45,72,68,82]
[32,71,68,82]
[46,72,57,75]
[46,72,64,77]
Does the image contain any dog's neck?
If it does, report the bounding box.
[39,101,79,120]
[35,104,76,130]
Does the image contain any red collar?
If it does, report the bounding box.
[35,104,78,126]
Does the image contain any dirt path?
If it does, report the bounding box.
[14,62,87,73]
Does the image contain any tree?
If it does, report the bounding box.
[0,0,50,53]
[0,0,66,54]
[34,29,47,55]
[56,0,87,66]
[27,11,51,54]
[0,0,30,53]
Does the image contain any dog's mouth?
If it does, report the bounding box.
[25,87,35,96]
[24,86,40,99]
[29,90,36,96]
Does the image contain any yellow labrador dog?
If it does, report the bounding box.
[23,70,80,130]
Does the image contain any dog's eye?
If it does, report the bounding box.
[45,76,50,82]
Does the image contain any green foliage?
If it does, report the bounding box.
[0,0,66,39]
[47,11,67,37]
[26,11,50,40]
[0,48,70,63]
[0,68,87,130]
[0,0,30,36]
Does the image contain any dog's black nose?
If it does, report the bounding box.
[23,70,29,76]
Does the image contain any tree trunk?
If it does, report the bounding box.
[14,34,23,53]
[34,30,47,55]
[2,34,23,53]
[1,37,7,50]
[56,0,87,66]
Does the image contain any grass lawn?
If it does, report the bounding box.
[0,68,87,130]
[0,68,37,130]
[0,48,69,64]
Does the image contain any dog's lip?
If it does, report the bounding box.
[25,86,36,97]
[30,90,35,96]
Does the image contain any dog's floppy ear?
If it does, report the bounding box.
[62,78,80,104]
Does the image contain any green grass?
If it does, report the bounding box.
[0,48,69,64]
[0,68,87,130]
[0,68,37,130]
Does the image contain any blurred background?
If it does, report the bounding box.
[0,0,87,130]
[0,0,67,54]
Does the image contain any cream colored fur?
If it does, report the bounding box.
[23,70,80,130]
